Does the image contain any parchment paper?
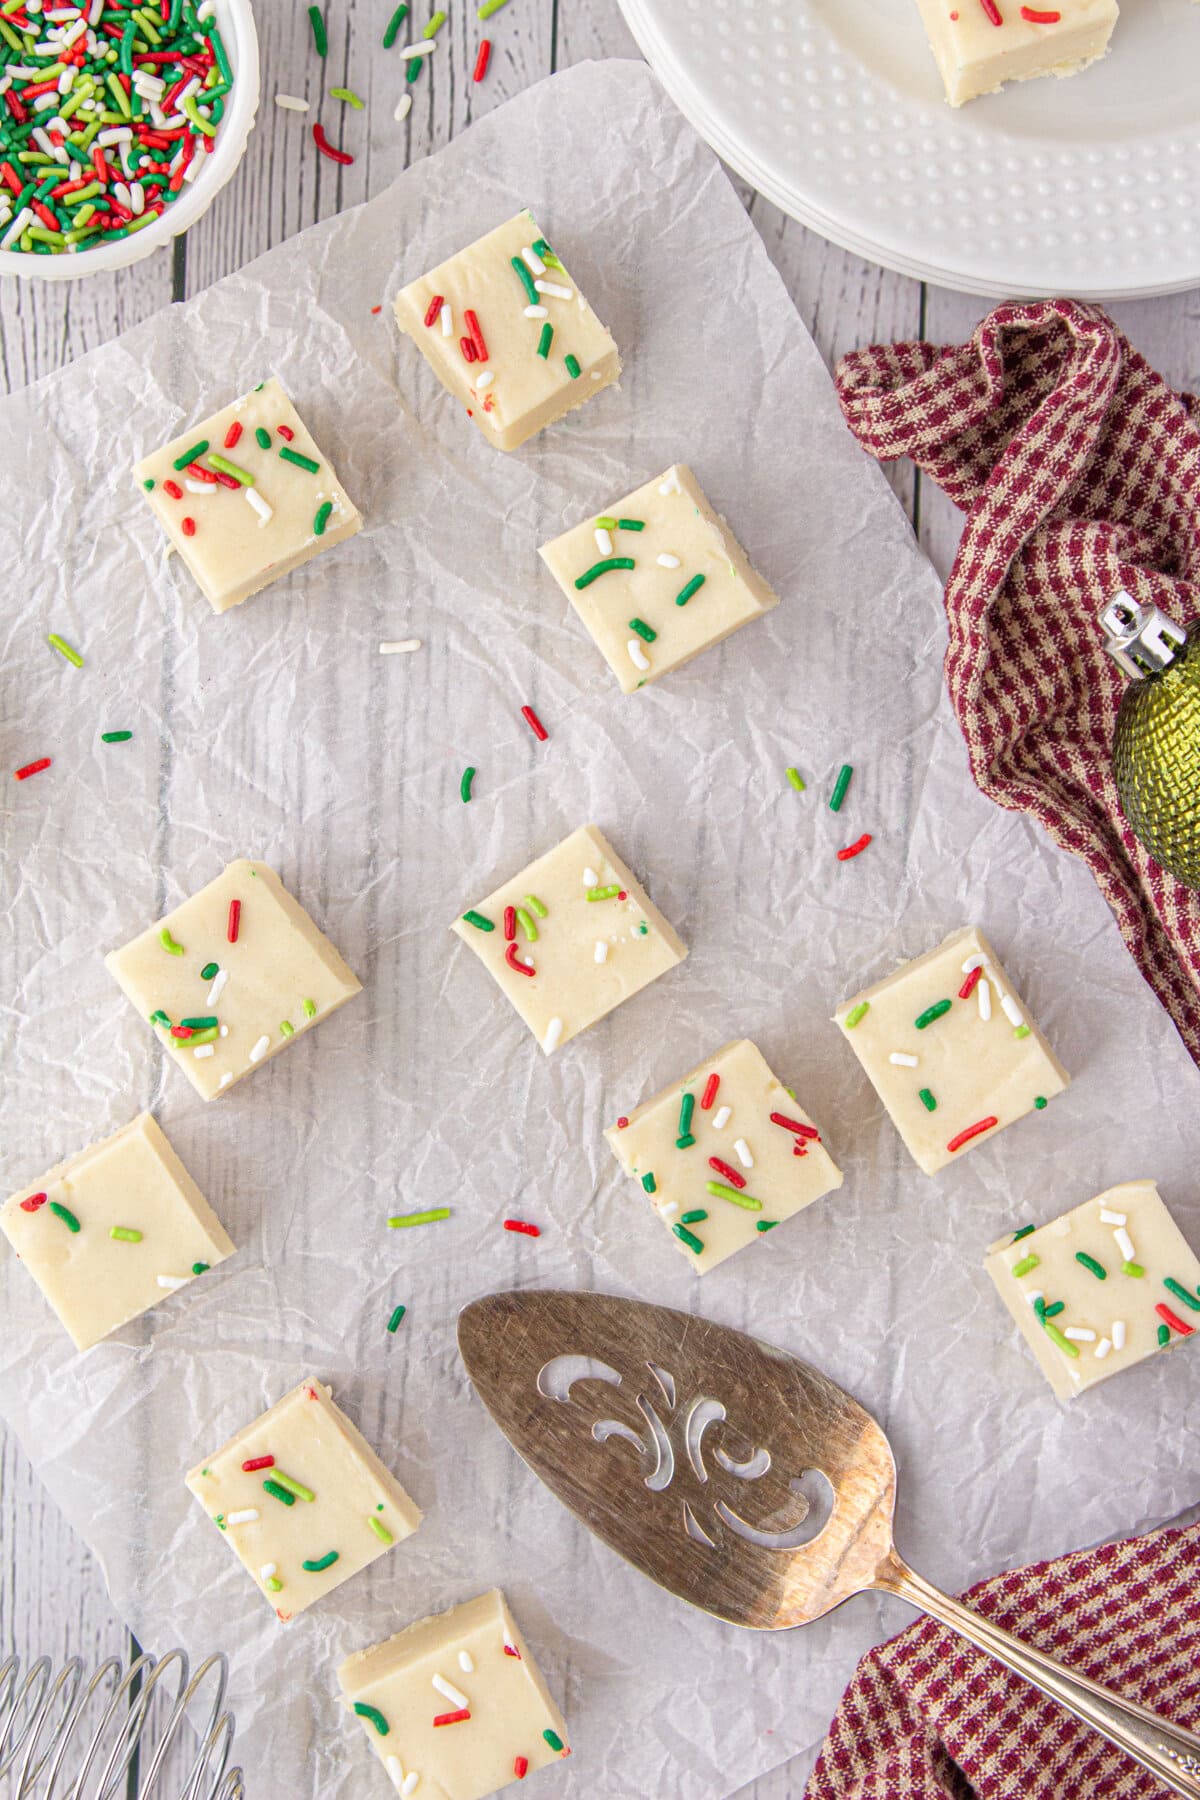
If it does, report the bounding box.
[2,59,1199,1800]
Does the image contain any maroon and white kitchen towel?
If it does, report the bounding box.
[835,300,1200,1069]
[806,1519,1200,1798]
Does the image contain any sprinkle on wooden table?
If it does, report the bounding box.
[331,86,364,108]
[395,92,414,121]
[836,834,872,861]
[478,0,509,16]
[47,633,83,668]
[14,758,51,781]
[380,639,422,654]
[387,1304,407,1333]
[275,93,310,111]
[312,122,353,164]
[398,37,436,56]
[388,1207,451,1228]
[460,766,476,803]
[473,38,491,79]
[307,4,326,55]
[383,2,409,45]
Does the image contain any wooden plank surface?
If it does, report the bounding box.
[0,4,1191,1797]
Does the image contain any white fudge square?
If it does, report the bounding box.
[104,858,362,1102]
[539,464,780,694]
[985,1180,1200,1400]
[604,1039,843,1274]
[0,1114,234,1353]
[185,1378,422,1622]
[393,209,620,452]
[834,926,1069,1176]
[451,825,686,1053]
[913,0,1117,106]
[133,375,361,613]
[338,1589,570,1800]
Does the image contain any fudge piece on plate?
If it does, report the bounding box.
[913,0,1118,107]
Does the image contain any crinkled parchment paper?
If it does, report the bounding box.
[2,59,1199,1800]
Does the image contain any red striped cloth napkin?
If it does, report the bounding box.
[834,300,1200,1069]
[806,1520,1200,1798]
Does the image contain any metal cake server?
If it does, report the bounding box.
[458,1289,1200,1798]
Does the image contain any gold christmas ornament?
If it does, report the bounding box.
[1100,592,1200,891]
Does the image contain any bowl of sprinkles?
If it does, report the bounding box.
[0,0,259,277]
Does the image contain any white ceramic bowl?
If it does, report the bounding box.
[0,0,259,282]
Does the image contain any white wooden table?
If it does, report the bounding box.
[2,4,1195,1793]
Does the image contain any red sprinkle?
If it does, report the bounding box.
[227,898,241,944]
[460,335,478,363]
[312,121,354,165]
[242,1455,275,1471]
[503,1644,521,1658]
[700,1072,720,1110]
[370,304,382,314]
[181,516,196,537]
[19,1192,47,1212]
[1019,4,1059,16]
[14,757,51,781]
[520,704,548,742]
[163,479,183,499]
[464,308,488,361]
[616,1116,628,1129]
[433,1709,471,1727]
[423,293,444,328]
[979,0,1003,20]
[958,965,983,1000]
[505,943,535,977]
[837,834,873,862]
[185,462,217,482]
[170,1025,195,1039]
[769,1111,819,1140]
[1156,1303,1195,1338]
[276,424,295,441]
[503,904,516,941]
[211,470,240,490]
[514,1756,529,1780]
[503,1219,541,1237]
[473,38,491,80]
[224,421,243,449]
[708,1157,745,1189]
[946,1117,998,1154]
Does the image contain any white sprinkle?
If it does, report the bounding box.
[582,868,598,886]
[396,37,436,55]
[130,182,145,216]
[274,92,310,111]
[156,1274,188,1290]
[1,208,31,251]
[627,639,650,672]
[260,1563,277,1580]
[961,952,989,973]
[193,1044,215,1059]
[248,1034,271,1064]
[184,479,211,494]
[733,1138,753,1169]
[542,1017,563,1054]
[1112,1319,1126,1350]
[97,125,132,147]
[711,1105,731,1131]
[1000,994,1024,1029]
[206,967,228,1007]
[889,1051,918,1067]
[523,303,548,319]
[656,552,681,568]
[219,1025,228,1037]
[1099,1209,1127,1225]
[457,1651,474,1673]
[658,469,683,496]
[534,279,573,300]
[431,1673,468,1709]
[196,0,215,16]
[1025,1291,1044,1308]
[594,526,613,556]
[1114,1227,1136,1263]
[245,488,273,528]
[112,179,132,212]
[520,245,546,275]
[401,1775,419,1799]
[394,92,413,123]
[474,369,494,390]
[977,978,992,1022]
[218,1071,233,1088]
[226,1508,259,1526]
[594,940,608,964]
[439,300,451,335]
[380,639,422,655]
[1095,1337,1112,1360]
[1064,1326,1096,1342]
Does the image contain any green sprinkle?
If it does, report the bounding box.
[1122,1260,1146,1279]
[678,1091,695,1139]
[173,440,209,470]
[388,1207,451,1228]
[829,763,853,812]
[255,426,272,449]
[188,1027,219,1046]
[280,446,321,473]
[330,85,364,107]
[143,479,156,490]
[536,321,553,358]
[512,255,539,303]
[756,1219,777,1233]
[47,633,83,668]
[514,907,538,942]
[1075,1251,1107,1280]
[1042,1300,1064,1319]
[262,1479,295,1507]
[150,1010,171,1027]
[1158,1323,1171,1347]
[119,19,135,73]
[785,766,806,792]
[543,1730,565,1754]
[354,1702,390,1737]
[1014,1025,1031,1040]
[207,452,254,485]
[101,730,133,743]
[110,1226,142,1243]
[272,1472,315,1502]
[406,54,423,81]
[303,998,317,1018]
[160,929,185,955]
[531,236,561,269]
[914,1000,952,1030]
[460,766,476,803]
[383,1,408,45]
[1034,1096,1048,1110]
[675,1135,695,1149]
[675,573,705,606]
[478,0,509,16]
[706,1181,762,1212]
[680,1210,708,1225]
[616,518,645,531]
[369,1514,394,1542]
[201,962,219,981]
[575,556,635,590]
[280,1020,294,1038]
[192,1262,209,1275]
[1043,1321,1079,1358]
[563,353,581,379]
[387,1304,406,1333]
[641,1172,656,1195]
[1163,1277,1200,1312]
[844,1002,869,1029]
[673,1223,703,1253]
[179,1016,216,1030]
[1011,1254,1040,1279]
[313,501,333,536]
[629,618,657,642]
[424,8,447,30]
[266,1576,283,1592]
[307,4,326,55]
[301,1551,339,1572]
[462,910,494,932]
[1012,1224,1036,1241]
[587,885,621,901]
[918,1088,937,1112]
[595,516,618,530]
[525,894,548,918]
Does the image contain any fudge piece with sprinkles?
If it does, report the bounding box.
[833,925,1068,1176]
[605,1039,843,1274]
[338,1589,570,1800]
[451,824,686,1054]
[539,464,780,693]
[913,0,1118,108]
[0,1114,234,1353]
[104,858,362,1102]
[133,376,361,613]
[393,210,620,452]
[185,1377,422,1621]
[985,1180,1200,1399]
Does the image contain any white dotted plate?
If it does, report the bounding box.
[617,0,1200,298]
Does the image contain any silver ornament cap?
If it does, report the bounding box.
[1098,590,1187,679]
